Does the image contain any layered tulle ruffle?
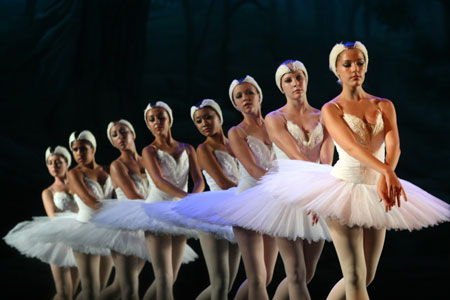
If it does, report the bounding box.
[4,216,76,267]
[173,187,331,242]
[249,159,450,231]
[92,200,199,238]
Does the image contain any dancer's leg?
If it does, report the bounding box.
[326,222,386,300]
[102,251,144,300]
[233,227,269,300]
[145,233,174,300]
[272,278,289,300]
[326,218,368,300]
[275,238,310,300]
[73,252,100,300]
[363,227,385,287]
[99,255,113,289]
[171,235,187,283]
[70,267,80,297]
[50,264,73,300]
[303,240,325,283]
[227,241,241,293]
[196,233,229,300]
[97,267,120,300]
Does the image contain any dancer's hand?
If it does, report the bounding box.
[307,210,320,226]
[377,175,392,212]
[383,168,407,210]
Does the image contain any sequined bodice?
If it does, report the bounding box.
[146,149,189,203]
[75,176,114,222]
[53,191,76,212]
[115,173,150,199]
[203,150,240,191]
[331,112,385,184]
[237,136,275,193]
[273,121,324,162]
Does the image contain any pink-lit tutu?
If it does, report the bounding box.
[236,159,450,231]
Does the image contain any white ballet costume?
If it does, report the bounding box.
[76,174,152,260]
[28,176,153,259]
[172,133,278,232]
[229,110,450,230]
[91,149,199,262]
[3,191,77,267]
[204,121,332,242]
[145,150,241,242]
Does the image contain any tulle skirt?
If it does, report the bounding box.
[144,200,236,243]
[4,216,76,267]
[173,187,331,242]
[91,199,199,238]
[245,159,450,231]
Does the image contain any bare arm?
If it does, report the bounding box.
[68,169,99,209]
[319,118,335,165]
[265,112,309,161]
[110,160,145,199]
[380,100,401,170]
[377,100,405,208]
[142,145,188,198]
[186,143,205,194]
[197,144,237,190]
[42,189,56,218]
[228,126,266,180]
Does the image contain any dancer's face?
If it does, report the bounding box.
[110,123,135,151]
[146,107,170,136]
[233,83,261,114]
[71,140,95,166]
[336,48,366,87]
[281,69,307,99]
[46,154,68,177]
[193,107,222,137]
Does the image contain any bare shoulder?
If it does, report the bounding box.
[265,109,285,125]
[196,142,212,156]
[178,142,194,156]
[228,125,245,140]
[377,98,395,111]
[68,167,83,179]
[321,99,341,115]
[110,159,127,174]
[41,187,53,199]
[142,144,158,157]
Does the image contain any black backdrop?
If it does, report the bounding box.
[1,0,449,299]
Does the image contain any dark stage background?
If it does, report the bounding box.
[1,0,449,299]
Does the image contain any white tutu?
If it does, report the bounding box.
[67,208,150,260]
[4,216,76,267]
[92,199,199,238]
[249,159,450,230]
[174,187,331,242]
[27,212,110,256]
[145,199,236,243]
